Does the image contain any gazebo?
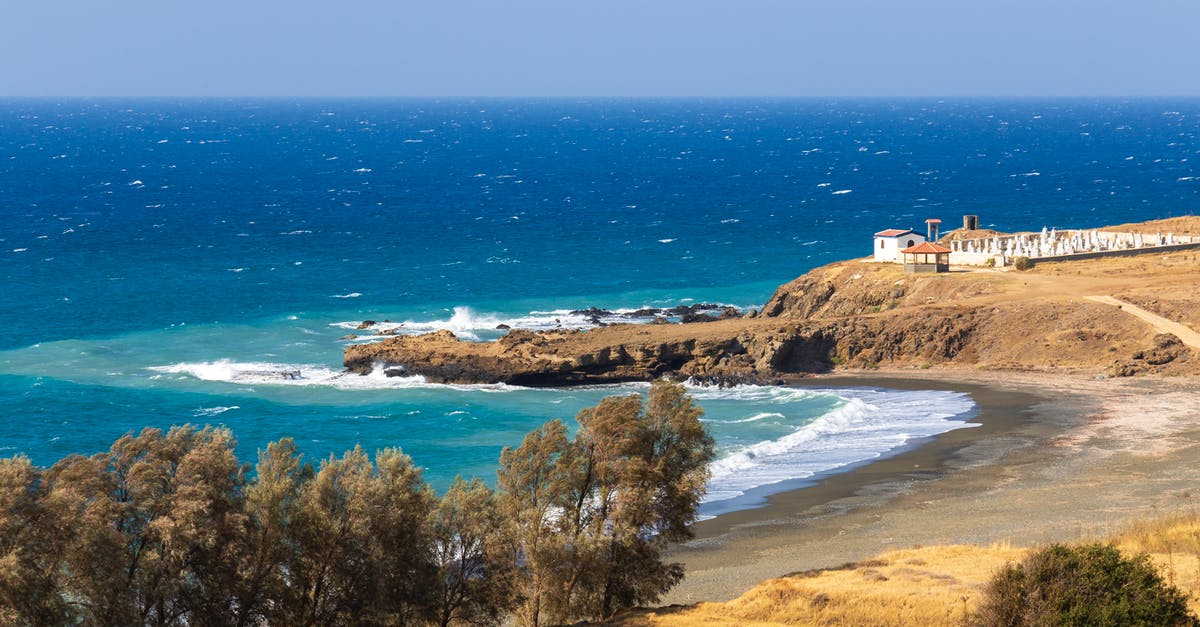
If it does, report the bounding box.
[900,241,951,273]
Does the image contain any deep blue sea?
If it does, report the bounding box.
[2,99,1197,515]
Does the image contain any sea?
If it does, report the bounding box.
[2,98,1197,516]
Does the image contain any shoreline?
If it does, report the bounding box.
[665,369,1200,604]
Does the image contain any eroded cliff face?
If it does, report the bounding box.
[343,236,1200,385]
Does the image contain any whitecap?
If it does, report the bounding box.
[831,189,852,195]
[146,360,509,392]
[331,292,362,299]
[658,238,676,243]
[194,406,239,417]
[333,303,753,344]
[705,412,785,425]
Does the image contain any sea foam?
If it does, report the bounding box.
[147,360,489,391]
[699,386,976,516]
[333,304,749,343]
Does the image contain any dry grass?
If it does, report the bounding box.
[615,513,1200,626]
[617,543,1025,626]
[1113,511,1200,618]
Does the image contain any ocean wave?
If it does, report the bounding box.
[146,360,506,392]
[683,382,817,404]
[332,303,752,343]
[194,406,239,417]
[704,411,785,425]
[700,387,977,515]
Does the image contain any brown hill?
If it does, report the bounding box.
[343,217,1200,384]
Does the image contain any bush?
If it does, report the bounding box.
[1013,256,1032,271]
[974,543,1198,626]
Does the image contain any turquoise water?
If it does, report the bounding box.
[3,99,1196,513]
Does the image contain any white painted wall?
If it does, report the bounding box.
[873,232,925,262]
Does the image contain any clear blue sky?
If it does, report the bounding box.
[3,0,1198,97]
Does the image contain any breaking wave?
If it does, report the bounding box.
[699,387,977,516]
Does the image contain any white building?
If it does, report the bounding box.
[873,229,925,262]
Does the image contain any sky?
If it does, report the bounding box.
[2,0,1198,97]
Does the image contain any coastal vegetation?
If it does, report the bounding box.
[975,543,1195,626]
[622,513,1200,626]
[0,380,713,626]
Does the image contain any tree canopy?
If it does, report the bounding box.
[0,380,714,626]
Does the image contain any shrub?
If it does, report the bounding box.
[1013,256,1032,271]
[974,543,1198,626]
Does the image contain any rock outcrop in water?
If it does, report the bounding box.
[344,217,1200,385]
[343,326,804,386]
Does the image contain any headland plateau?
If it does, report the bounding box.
[345,216,1200,383]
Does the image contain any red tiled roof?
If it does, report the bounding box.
[874,229,914,237]
[901,241,952,254]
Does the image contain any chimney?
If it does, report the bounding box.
[925,218,942,241]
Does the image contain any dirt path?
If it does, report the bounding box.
[1085,295,1200,350]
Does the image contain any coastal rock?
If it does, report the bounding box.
[342,221,1200,385]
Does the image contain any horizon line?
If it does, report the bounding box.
[4,94,1200,101]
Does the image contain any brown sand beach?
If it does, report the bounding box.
[664,370,1200,605]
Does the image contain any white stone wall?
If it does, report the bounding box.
[873,233,924,262]
[948,229,1200,267]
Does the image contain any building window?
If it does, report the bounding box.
[879,240,885,249]
[907,239,914,247]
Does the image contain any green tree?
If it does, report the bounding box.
[429,477,516,626]
[571,379,715,620]
[497,380,715,625]
[496,419,579,627]
[2,381,714,626]
[233,438,313,626]
[275,446,437,626]
[0,455,69,624]
[43,425,248,626]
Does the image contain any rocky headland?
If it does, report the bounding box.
[344,217,1200,385]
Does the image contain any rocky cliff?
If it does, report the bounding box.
[343,218,1200,385]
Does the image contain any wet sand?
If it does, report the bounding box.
[664,370,1200,604]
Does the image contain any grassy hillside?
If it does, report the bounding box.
[618,513,1200,626]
